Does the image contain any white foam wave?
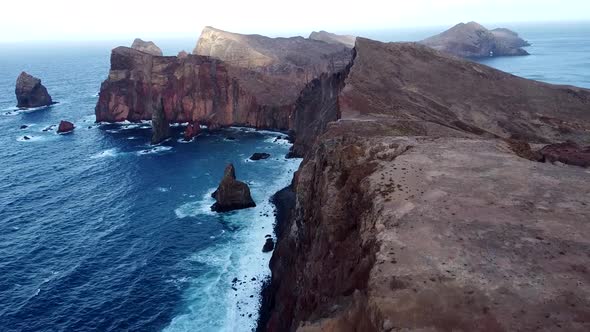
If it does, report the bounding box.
[165,156,302,332]
[90,148,119,159]
[174,188,217,218]
[136,146,173,156]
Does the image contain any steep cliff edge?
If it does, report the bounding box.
[261,38,590,331]
[95,47,292,130]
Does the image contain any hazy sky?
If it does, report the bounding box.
[1,0,589,42]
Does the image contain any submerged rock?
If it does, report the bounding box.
[57,120,74,134]
[15,72,54,108]
[250,152,271,161]
[20,125,28,129]
[211,164,256,212]
[131,38,163,56]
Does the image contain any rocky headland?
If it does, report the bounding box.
[421,22,530,58]
[95,27,590,331]
[259,38,590,331]
[131,38,163,56]
[15,72,55,109]
[309,30,356,48]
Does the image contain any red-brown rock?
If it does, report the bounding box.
[211,164,256,212]
[540,141,590,167]
[57,120,74,134]
[183,122,201,141]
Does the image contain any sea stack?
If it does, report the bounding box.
[15,72,54,109]
[57,120,75,134]
[211,164,256,212]
[131,38,163,56]
[151,98,170,144]
[420,22,530,58]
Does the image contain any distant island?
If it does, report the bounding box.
[420,21,530,57]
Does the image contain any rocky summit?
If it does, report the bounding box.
[420,22,530,57]
[15,72,54,108]
[211,164,256,212]
[130,38,163,56]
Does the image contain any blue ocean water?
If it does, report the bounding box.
[0,22,589,332]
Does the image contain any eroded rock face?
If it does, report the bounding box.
[421,22,529,57]
[57,120,74,134]
[262,129,590,332]
[151,98,170,144]
[540,141,590,167]
[95,47,293,130]
[211,164,256,212]
[131,38,163,56]
[309,30,356,48]
[15,72,54,108]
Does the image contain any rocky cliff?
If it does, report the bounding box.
[421,22,530,57]
[95,47,293,130]
[260,38,590,331]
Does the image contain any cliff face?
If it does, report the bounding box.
[261,38,590,331]
[95,47,292,130]
[421,22,529,57]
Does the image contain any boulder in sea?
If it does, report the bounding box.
[20,125,28,130]
[540,141,590,168]
[15,72,54,109]
[250,152,271,161]
[262,238,275,252]
[57,120,75,134]
[183,122,201,141]
[211,164,256,212]
[208,123,222,131]
[131,38,163,56]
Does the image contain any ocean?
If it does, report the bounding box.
[0,22,589,332]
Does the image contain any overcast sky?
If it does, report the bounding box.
[1,0,589,42]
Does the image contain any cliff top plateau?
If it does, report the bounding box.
[420,21,530,58]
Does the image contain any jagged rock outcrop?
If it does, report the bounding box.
[151,98,170,144]
[57,120,74,134]
[250,153,271,161]
[309,30,356,48]
[15,72,54,108]
[261,37,590,332]
[131,38,163,56]
[211,164,256,212]
[177,50,189,58]
[420,22,530,57]
[539,141,590,167]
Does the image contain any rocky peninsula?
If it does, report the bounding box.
[95,29,590,331]
[421,22,530,58]
[15,72,55,108]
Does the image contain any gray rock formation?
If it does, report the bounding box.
[131,38,163,56]
[15,72,54,108]
[309,30,356,48]
[420,22,529,58]
[211,164,256,212]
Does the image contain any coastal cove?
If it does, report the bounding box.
[1,21,590,332]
